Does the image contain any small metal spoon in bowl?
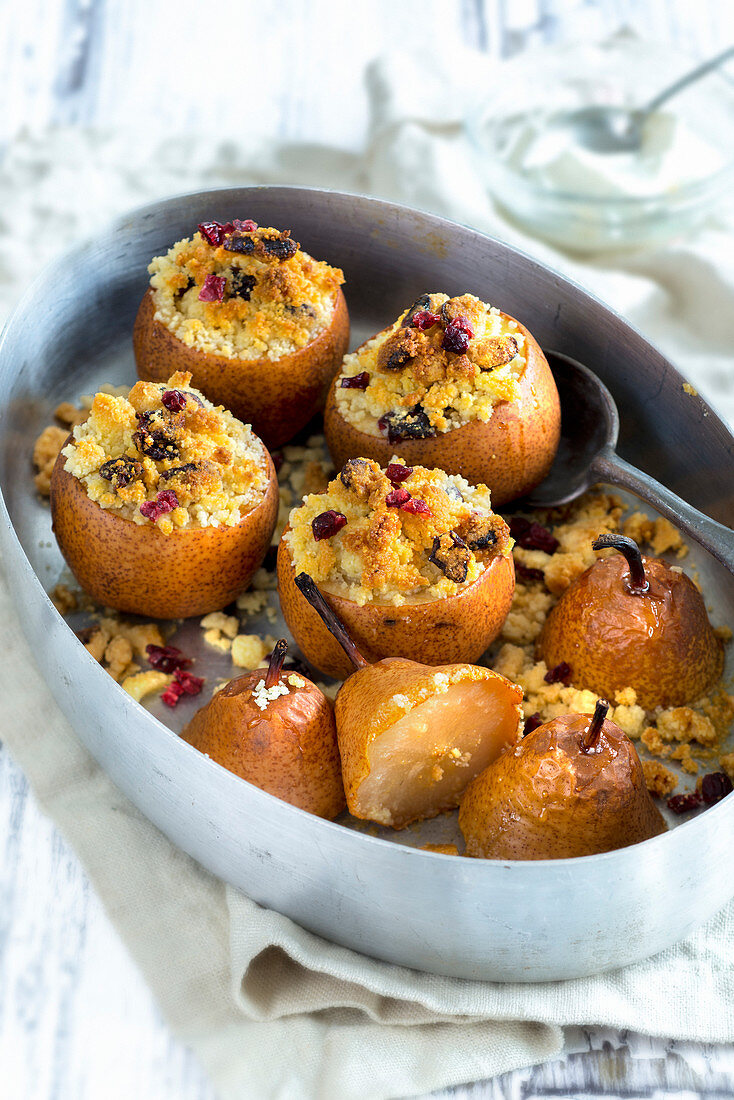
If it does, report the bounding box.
[550,44,734,154]
[524,351,734,573]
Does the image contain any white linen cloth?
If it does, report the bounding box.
[1,48,733,1100]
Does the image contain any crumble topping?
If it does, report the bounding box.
[149,222,344,361]
[284,457,511,606]
[61,372,270,533]
[334,292,527,438]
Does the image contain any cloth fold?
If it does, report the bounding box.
[1,44,733,1100]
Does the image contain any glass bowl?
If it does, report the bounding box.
[466,36,734,252]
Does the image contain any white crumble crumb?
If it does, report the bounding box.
[251,678,289,710]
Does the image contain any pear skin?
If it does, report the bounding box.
[536,552,723,709]
[278,530,516,680]
[335,658,523,828]
[459,711,667,860]
[182,670,345,819]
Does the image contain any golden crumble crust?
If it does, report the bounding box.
[149,224,344,362]
[61,371,270,533]
[284,458,511,605]
[334,292,526,437]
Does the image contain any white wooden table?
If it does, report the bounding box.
[2,2,734,1097]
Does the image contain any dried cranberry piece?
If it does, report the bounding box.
[442,317,474,354]
[385,487,411,508]
[410,310,441,331]
[510,517,559,554]
[544,661,572,685]
[99,456,143,488]
[198,274,226,302]
[198,221,226,246]
[312,510,347,541]
[161,389,187,412]
[400,497,431,516]
[385,463,413,485]
[230,271,257,300]
[146,644,192,673]
[701,772,733,805]
[233,218,258,232]
[174,669,204,695]
[340,372,370,390]
[140,489,179,521]
[161,683,184,707]
[667,792,703,814]
[523,712,543,736]
[515,563,545,583]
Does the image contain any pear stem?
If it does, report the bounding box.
[294,573,369,671]
[581,699,610,753]
[265,638,289,688]
[592,533,649,595]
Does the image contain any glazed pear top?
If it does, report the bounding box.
[333,292,527,440]
[536,534,723,709]
[460,704,667,860]
[182,639,345,820]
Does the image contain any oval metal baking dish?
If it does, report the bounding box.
[0,187,732,982]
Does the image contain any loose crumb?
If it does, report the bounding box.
[50,583,78,615]
[200,611,239,638]
[642,760,678,798]
[683,382,698,397]
[122,669,172,703]
[719,752,734,782]
[33,425,68,495]
[231,633,276,669]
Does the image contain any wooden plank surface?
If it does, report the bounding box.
[2,1,734,1097]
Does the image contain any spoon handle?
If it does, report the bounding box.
[644,44,734,116]
[590,448,734,573]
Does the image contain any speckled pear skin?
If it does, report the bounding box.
[335,658,523,825]
[49,450,279,620]
[323,314,560,507]
[276,531,516,680]
[182,670,345,819]
[536,553,724,710]
[133,287,350,449]
[459,712,667,860]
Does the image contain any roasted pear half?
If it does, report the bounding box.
[295,573,523,828]
[536,534,724,709]
[460,700,667,860]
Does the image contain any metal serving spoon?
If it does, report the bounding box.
[550,44,734,154]
[524,351,734,572]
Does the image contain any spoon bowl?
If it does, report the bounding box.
[525,351,734,573]
[550,45,734,156]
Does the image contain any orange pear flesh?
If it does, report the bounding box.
[537,554,723,709]
[335,657,523,828]
[459,712,667,860]
[182,671,345,819]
